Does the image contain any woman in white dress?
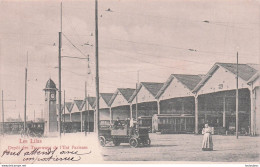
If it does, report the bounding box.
[202,124,213,151]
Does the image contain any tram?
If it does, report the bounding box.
[152,114,194,134]
[138,116,152,132]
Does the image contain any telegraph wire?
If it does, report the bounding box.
[62,33,89,58]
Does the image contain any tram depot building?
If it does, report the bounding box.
[57,62,259,136]
[4,62,254,136]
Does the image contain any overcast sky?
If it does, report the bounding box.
[0,0,259,120]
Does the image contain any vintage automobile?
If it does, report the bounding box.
[99,124,151,148]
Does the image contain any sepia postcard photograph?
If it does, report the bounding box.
[0,0,259,166]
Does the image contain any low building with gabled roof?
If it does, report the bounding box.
[99,93,114,126]
[109,88,135,121]
[151,74,203,133]
[192,62,259,135]
[128,82,164,119]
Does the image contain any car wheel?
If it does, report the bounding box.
[129,138,138,148]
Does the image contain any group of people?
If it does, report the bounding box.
[113,117,136,129]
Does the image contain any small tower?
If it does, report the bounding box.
[43,79,58,137]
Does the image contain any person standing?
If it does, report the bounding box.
[202,123,213,151]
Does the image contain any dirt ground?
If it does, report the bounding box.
[0,133,259,163]
[101,133,260,162]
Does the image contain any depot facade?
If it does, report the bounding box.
[60,62,259,136]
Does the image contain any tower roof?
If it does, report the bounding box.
[44,79,57,90]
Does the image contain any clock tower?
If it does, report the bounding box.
[43,79,58,137]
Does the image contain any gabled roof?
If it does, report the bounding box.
[128,82,164,102]
[247,72,259,84]
[218,63,257,81]
[193,63,259,93]
[155,74,203,98]
[172,74,202,90]
[109,88,135,106]
[87,97,96,108]
[100,93,114,105]
[81,97,96,109]
[247,64,260,84]
[142,82,164,96]
[74,100,84,111]
[65,102,74,113]
[118,88,135,101]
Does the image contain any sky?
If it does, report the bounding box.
[0,0,259,120]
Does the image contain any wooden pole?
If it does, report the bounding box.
[87,94,90,134]
[136,71,139,120]
[85,81,87,136]
[24,53,28,133]
[2,90,4,136]
[223,96,226,128]
[58,32,62,138]
[63,90,65,135]
[95,0,100,135]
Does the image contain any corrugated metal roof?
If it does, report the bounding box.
[141,82,164,97]
[118,88,135,101]
[217,63,258,81]
[100,93,114,105]
[109,88,135,106]
[74,100,84,111]
[173,74,203,90]
[82,97,96,109]
[87,97,96,108]
[155,74,203,98]
[193,63,260,93]
[65,102,74,112]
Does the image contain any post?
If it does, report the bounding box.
[109,107,112,124]
[157,100,160,114]
[24,53,28,133]
[181,99,184,114]
[58,32,62,138]
[223,96,226,128]
[2,90,4,136]
[195,94,198,134]
[34,110,35,122]
[136,84,138,120]
[250,88,255,136]
[87,94,90,133]
[130,104,133,119]
[63,90,65,135]
[80,111,83,132]
[85,81,87,136]
[95,0,100,135]
[236,51,239,139]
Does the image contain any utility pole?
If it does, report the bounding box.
[58,1,62,138]
[135,71,139,120]
[85,81,87,136]
[87,94,90,134]
[58,31,62,138]
[63,90,65,135]
[95,0,100,136]
[1,90,4,136]
[24,52,28,132]
[236,51,239,139]
[34,110,35,122]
